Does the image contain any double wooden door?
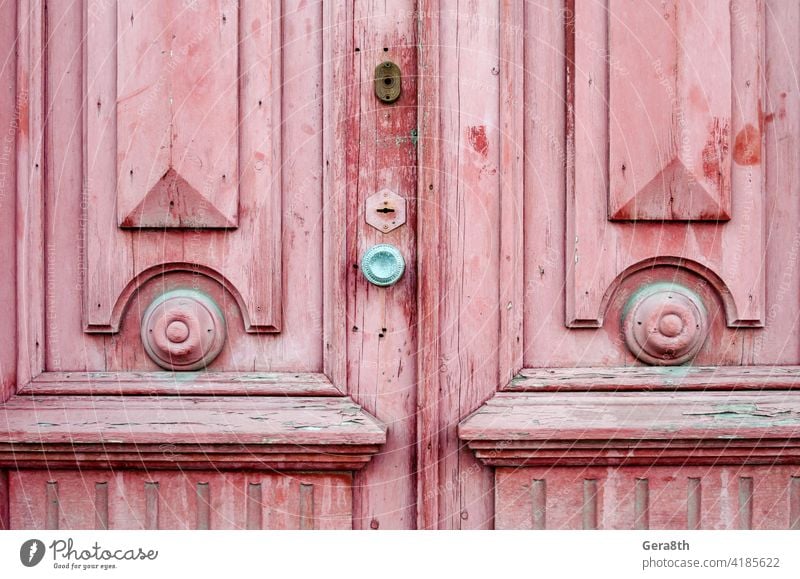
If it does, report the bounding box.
[2,0,800,530]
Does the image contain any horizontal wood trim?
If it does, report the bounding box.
[0,395,386,471]
[21,372,342,396]
[505,366,800,392]
[460,391,800,467]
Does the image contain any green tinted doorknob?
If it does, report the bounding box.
[361,244,405,287]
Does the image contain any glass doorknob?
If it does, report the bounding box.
[361,244,405,287]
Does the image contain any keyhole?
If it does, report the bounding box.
[384,77,394,86]
[376,207,395,214]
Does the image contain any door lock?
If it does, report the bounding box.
[374,61,402,104]
[366,189,406,233]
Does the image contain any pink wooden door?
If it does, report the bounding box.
[2,0,800,531]
[0,0,418,530]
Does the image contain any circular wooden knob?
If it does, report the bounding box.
[141,290,226,371]
[623,283,708,366]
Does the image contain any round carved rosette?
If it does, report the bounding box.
[622,283,708,366]
[141,290,226,371]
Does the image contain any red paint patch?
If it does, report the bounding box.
[733,124,761,165]
[467,125,488,157]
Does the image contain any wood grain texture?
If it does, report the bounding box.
[0,471,8,530]
[608,0,734,221]
[346,0,418,530]
[322,0,350,391]
[84,0,281,333]
[16,0,45,388]
[497,0,524,386]
[506,366,800,392]
[22,371,342,396]
[41,0,326,374]
[415,0,442,531]
[460,391,800,467]
[566,0,765,329]
[523,1,798,368]
[0,395,385,471]
[9,471,352,530]
[115,0,239,229]
[437,0,500,530]
[0,0,16,403]
[496,466,800,530]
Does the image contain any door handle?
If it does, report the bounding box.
[361,244,405,287]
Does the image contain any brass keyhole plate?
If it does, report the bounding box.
[374,61,402,104]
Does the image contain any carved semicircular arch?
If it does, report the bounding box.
[89,263,259,335]
[593,256,753,330]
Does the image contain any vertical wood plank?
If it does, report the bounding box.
[144,481,159,530]
[790,477,800,530]
[348,0,418,530]
[45,481,59,530]
[196,482,210,530]
[583,479,599,530]
[416,0,442,531]
[687,477,702,529]
[759,0,800,364]
[16,0,45,388]
[322,0,349,391]
[531,479,546,530]
[739,476,754,530]
[94,482,108,530]
[246,482,262,530]
[299,483,315,530]
[438,0,500,531]
[634,478,649,530]
[497,0,524,385]
[0,0,16,402]
[0,471,8,530]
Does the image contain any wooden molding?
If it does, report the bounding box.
[0,395,386,471]
[20,371,343,396]
[460,391,800,467]
[504,365,800,392]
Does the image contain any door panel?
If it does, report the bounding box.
[4,0,800,531]
[458,0,800,530]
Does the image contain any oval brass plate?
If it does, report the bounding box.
[375,61,402,104]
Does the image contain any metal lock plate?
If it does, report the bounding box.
[366,189,406,233]
[374,61,402,104]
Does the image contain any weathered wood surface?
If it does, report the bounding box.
[415,0,442,531]
[435,0,501,530]
[506,366,800,392]
[608,0,736,221]
[23,371,342,396]
[345,0,418,530]
[0,396,385,470]
[0,0,15,405]
[41,0,323,372]
[9,471,352,530]
[567,0,765,328]
[520,0,798,370]
[495,466,800,530]
[460,391,800,454]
